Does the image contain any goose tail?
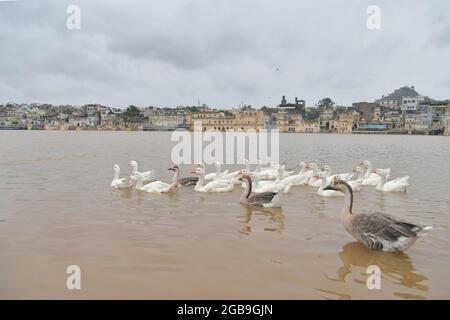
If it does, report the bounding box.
[417,225,433,236]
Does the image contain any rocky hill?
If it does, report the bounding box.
[376,86,434,104]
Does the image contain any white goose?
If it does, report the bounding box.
[361,160,389,186]
[322,165,353,182]
[204,161,229,181]
[129,160,154,184]
[193,167,234,192]
[316,172,344,197]
[342,166,364,191]
[214,161,241,184]
[307,163,322,187]
[136,165,179,193]
[252,161,279,180]
[111,164,133,189]
[254,159,263,173]
[278,162,311,186]
[322,165,362,191]
[250,170,292,194]
[375,169,409,192]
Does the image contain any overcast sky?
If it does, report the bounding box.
[0,0,449,108]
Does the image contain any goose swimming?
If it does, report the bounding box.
[342,166,363,191]
[315,172,344,197]
[177,168,199,187]
[111,164,133,189]
[249,170,293,193]
[136,165,179,193]
[239,174,283,208]
[204,161,229,181]
[129,160,154,184]
[361,160,389,186]
[323,165,362,191]
[252,161,279,180]
[321,165,352,182]
[324,178,431,252]
[375,168,409,192]
[192,167,234,192]
[307,163,322,187]
[279,162,312,186]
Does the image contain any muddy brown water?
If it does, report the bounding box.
[0,131,449,299]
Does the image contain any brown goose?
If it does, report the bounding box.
[324,178,432,252]
[239,174,283,208]
[177,176,199,187]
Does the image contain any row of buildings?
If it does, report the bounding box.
[1,87,450,135]
[0,103,189,131]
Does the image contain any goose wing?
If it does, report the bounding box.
[352,212,423,250]
[248,192,277,206]
[389,175,409,184]
[178,176,199,186]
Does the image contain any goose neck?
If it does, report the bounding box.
[113,168,120,180]
[338,182,353,216]
[241,177,252,199]
[195,172,205,190]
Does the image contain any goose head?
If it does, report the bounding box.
[354,166,363,173]
[238,173,252,183]
[360,160,371,167]
[129,160,137,167]
[113,164,120,173]
[308,163,319,172]
[323,177,352,192]
[323,177,348,192]
[197,161,205,168]
[297,161,306,168]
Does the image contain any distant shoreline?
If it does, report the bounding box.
[0,128,446,136]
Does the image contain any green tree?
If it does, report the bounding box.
[304,109,319,120]
[318,98,334,109]
[124,105,140,120]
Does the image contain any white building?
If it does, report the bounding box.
[401,96,424,112]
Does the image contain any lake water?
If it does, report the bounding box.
[0,131,449,299]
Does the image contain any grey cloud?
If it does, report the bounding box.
[0,0,449,107]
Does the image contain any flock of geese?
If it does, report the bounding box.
[111,160,431,253]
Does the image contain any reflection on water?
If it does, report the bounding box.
[239,206,285,235]
[324,242,428,299]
